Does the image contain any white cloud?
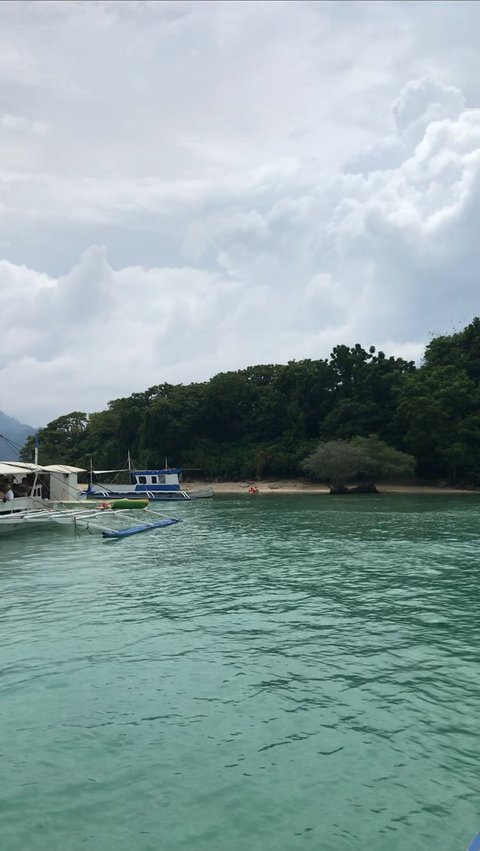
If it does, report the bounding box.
[1,2,480,424]
[393,78,465,143]
[2,114,29,131]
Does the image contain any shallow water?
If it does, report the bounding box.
[1,494,479,851]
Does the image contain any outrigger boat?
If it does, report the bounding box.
[0,461,180,538]
[0,503,181,539]
[85,458,213,502]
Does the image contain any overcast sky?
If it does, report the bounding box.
[1,0,480,425]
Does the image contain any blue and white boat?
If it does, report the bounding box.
[85,465,213,502]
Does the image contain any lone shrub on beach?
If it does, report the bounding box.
[302,436,415,494]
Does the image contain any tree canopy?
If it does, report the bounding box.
[301,436,415,493]
[18,317,480,487]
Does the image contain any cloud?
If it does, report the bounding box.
[330,90,480,337]
[1,3,480,424]
[393,78,465,142]
[4,63,479,425]
[1,113,47,135]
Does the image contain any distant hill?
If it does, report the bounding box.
[0,411,36,460]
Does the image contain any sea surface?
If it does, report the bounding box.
[1,494,479,851]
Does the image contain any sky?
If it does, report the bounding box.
[1,0,480,426]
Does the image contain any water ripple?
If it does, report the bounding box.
[1,494,480,850]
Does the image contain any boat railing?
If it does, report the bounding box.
[88,488,111,498]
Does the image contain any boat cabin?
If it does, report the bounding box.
[130,469,182,492]
[0,462,85,510]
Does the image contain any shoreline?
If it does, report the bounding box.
[189,480,478,496]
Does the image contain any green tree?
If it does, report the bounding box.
[27,318,480,484]
[349,435,415,491]
[302,435,414,494]
[20,412,88,465]
[81,408,122,469]
[302,439,366,493]
[398,366,480,480]
[139,382,207,466]
[424,317,480,382]
[322,344,415,445]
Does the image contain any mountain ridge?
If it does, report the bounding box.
[0,411,36,460]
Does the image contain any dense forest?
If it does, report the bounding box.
[20,318,480,485]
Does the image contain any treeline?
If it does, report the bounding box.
[21,317,480,484]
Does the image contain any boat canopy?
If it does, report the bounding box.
[1,461,41,471]
[0,461,85,475]
[43,465,85,474]
[133,469,183,475]
[92,468,183,475]
[0,462,34,476]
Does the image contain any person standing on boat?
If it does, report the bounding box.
[3,483,14,501]
[13,477,28,496]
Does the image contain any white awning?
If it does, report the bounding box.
[0,462,36,476]
[1,461,42,472]
[0,462,85,475]
[43,465,86,474]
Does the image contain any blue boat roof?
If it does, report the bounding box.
[133,469,183,475]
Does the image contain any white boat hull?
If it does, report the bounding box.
[0,509,57,534]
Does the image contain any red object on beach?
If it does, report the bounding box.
[248,486,259,495]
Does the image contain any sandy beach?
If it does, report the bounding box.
[192,480,477,495]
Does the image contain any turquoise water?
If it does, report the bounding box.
[1,494,480,851]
